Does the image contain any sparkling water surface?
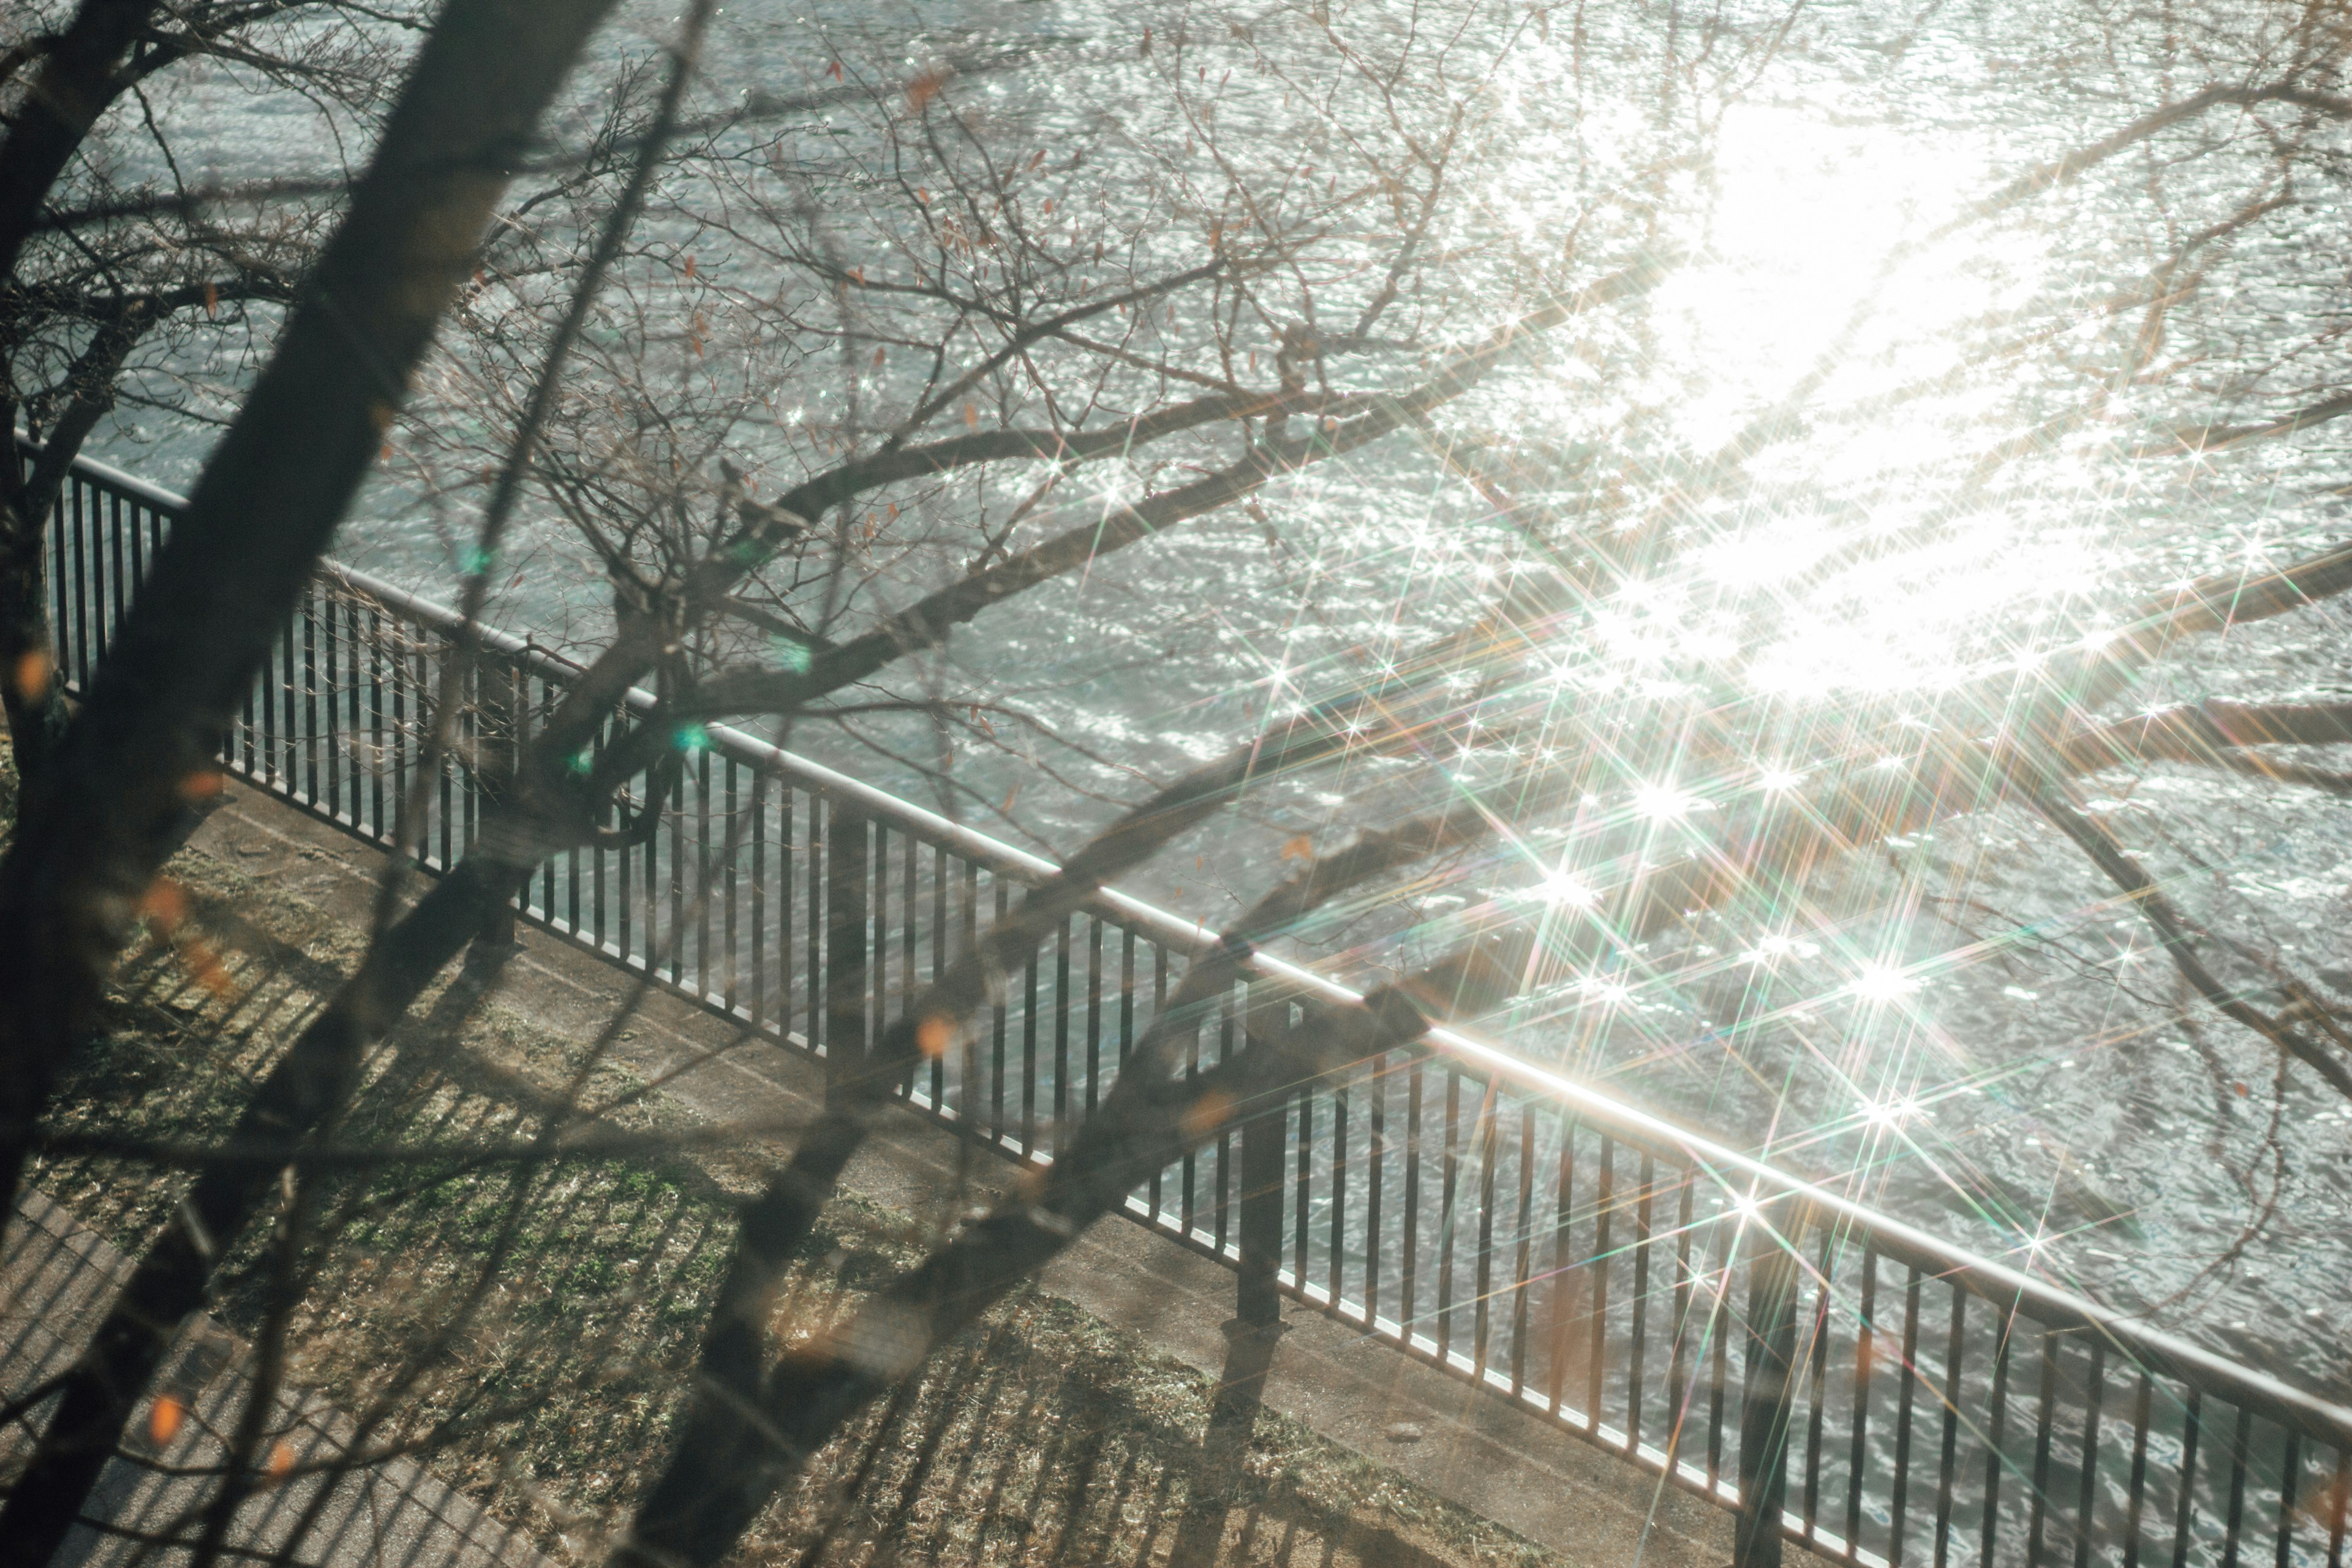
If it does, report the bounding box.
[70,0,2352,1395]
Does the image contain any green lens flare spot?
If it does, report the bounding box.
[568,748,594,775]
[461,545,496,575]
[676,723,710,754]
[772,637,812,674]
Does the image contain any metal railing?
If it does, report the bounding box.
[24,432,2352,1568]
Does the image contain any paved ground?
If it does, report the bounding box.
[173,782,1784,1568]
[1,1189,546,1568]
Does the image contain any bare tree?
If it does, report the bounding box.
[24,1,2352,1565]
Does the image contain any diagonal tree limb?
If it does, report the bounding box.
[618,903,1530,1568]
[0,0,628,1553]
[0,0,159,282]
[2029,782,2352,1101]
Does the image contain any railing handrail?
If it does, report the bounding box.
[37,434,2352,1458]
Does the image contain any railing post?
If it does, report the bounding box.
[1736,1221,1803,1568]
[1237,1099,1286,1330]
[1235,979,1288,1333]
[473,655,520,946]
[824,799,870,1106]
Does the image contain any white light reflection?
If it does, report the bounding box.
[1633,783,1699,822]
[1850,964,1921,1002]
[1537,868,1598,908]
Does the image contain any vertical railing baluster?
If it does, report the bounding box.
[1146,941,1165,1214]
[666,759,686,982]
[1709,1246,1730,1489]
[1510,1104,1534,1395]
[1438,1074,1463,1363]
[1084,919,1103,1117]
[1401,1063,1424,1349]
[2223,1408,2253,1568]
[1629,1154,1654,1450]
[1670,1175,1694,1460]
[1850,1246,1880,1555]
[2172,1391,2204,1568]
[2326,1447,2346,1568]
[2075,1342,2106,1568]
[1237,977,1286,1333]
[1115,924,1135,1081]
[1983,1319,2016,1567]
[475,658,518,944]
[870,826,889,1061]
[806,793,825,1045]
[368,608,385,836]
[1180,952,1201,1232]
[1293,1082,1314,1284]
[2276,1433,2302,1568]
[750,771,768,1030]
[1735,1224,1802,1568]
[1893,1267,1923,1567]
[1805,1228,1835,1535]
[302,600,318,805]
[2029,1333,2059,1568]
[1333,1079,1352,1312]
[1365,1063,1387,1327]
[929,850,948,1109]
[2124,1373,2154,1568]
[1588,1136,1615,1428]
[824,801,868,1092]
[110,492,128,655]
[1471,1091,1494,1381]
[1030,933,1048,1163]
[323,595,342,820]
[723,758,739,1014]
[901,832,917,1055]
[1213,1001,1234,1256]
[70,478,89,680]
[1053,916,1071,1155]
[1935,1283,1968,1568]
[1547,1109,1574,1417]
[696,748,714,996]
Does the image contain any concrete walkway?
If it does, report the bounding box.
[173,781,1782,1568]
[1,1189,546,1568]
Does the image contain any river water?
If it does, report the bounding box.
[69,0,2352,1396]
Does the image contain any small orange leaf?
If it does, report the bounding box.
[148,1395,184,1446]
[683,254,696,279]
[179,769,225,802]
[137,879,187,934]
[266,1441,295,1482]
[916,1015,953,1058]
[871,345,886,369]
[962,402,979,428]
[203,281,217,318]
[182,940,233,997]
[1280,834,1313,861]
[12,649,51,703]
[827,59,842,80]
[905,69,948,112]
[1180,1088,1234,1141]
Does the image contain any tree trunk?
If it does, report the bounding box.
[0,0,620,1549]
